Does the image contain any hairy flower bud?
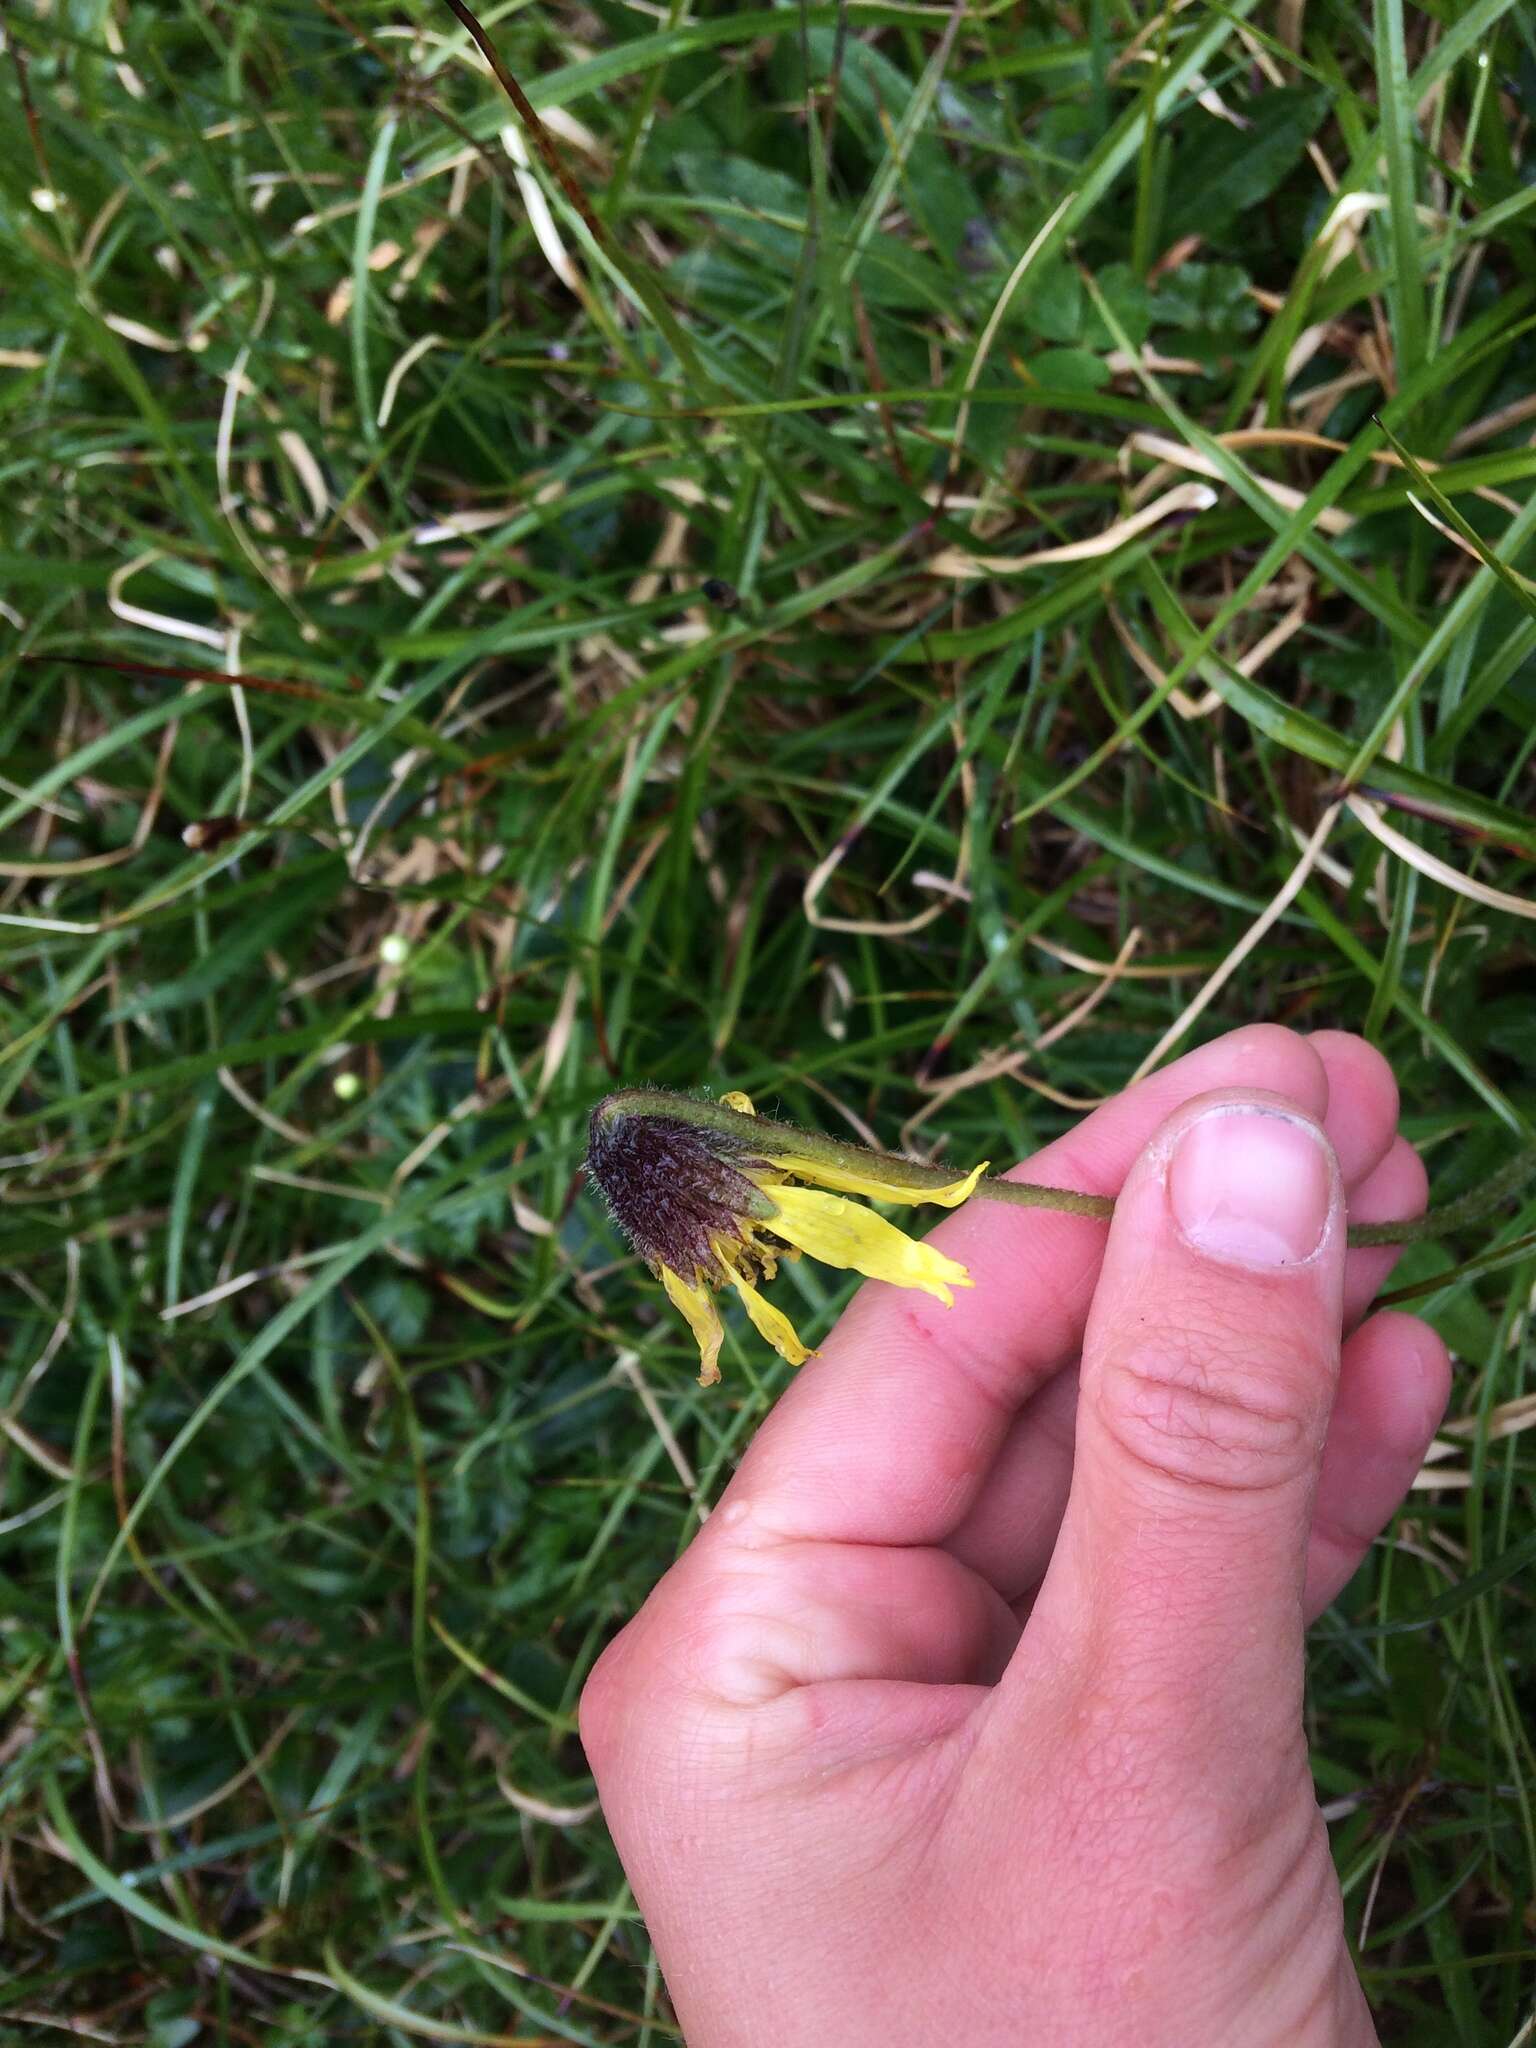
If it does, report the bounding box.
[585,1087,984,1386]
[585,1101,774,1280]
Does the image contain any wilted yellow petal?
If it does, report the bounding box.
[725,1263,813,1366]
[721,1090,756,1115]
[764,1185,972,1305]
[660,1264,725,1386]
[915,1159,988,1207]
[763,1154,989,1208]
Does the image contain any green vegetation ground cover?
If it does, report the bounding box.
[2,0,1536,2039]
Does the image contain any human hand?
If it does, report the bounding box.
[579,1026,1449,2047]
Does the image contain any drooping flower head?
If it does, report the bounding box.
[586,1088,985,1385]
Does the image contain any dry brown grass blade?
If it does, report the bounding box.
[1346,794,1536,923]
[927,481,1216,577]
[1129,803,1342,1082]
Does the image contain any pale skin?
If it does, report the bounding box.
[579,1026,1451,2046]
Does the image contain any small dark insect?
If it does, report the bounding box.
[959,216,999,275]
[701,578,739,612]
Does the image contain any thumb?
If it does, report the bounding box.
[1027,1088,1346,1737]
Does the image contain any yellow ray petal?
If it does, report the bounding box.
[724,1263,813,1367]
[763,1184,973,1305]
[720,1090,756,1115]
[660,1264,725,1386]
[762,1154,988,1208]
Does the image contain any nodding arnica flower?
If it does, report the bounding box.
[586,1089,986,1385]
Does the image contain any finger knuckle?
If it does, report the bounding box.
[1098,1328,1321,1492]
[578,1627,640,1771]
[671,1568,814,1705]
[580,1560,812,1780]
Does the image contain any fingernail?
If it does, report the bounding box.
[1168,1106,1333,1268]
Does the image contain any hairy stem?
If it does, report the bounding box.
[594,1090,1536,1248]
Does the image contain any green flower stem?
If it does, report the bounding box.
[598,1090,1536,1248]
[1350,1140,1536,1248]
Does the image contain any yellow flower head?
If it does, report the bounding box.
[586,1088,985,1385]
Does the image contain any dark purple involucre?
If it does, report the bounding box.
[585,1105,771,1277]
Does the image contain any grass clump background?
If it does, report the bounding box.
[3,0,1536,2039]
